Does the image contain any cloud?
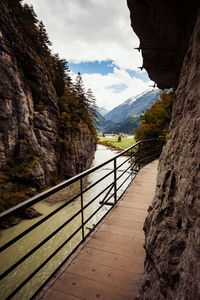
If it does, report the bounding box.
[23,0,154,110]
[23,0,142,70]
[71,68,153,110]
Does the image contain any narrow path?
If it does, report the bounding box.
[40,160,158,300]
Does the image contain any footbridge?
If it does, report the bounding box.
[0,140,161,300]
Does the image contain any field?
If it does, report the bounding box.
[97,135,136,150]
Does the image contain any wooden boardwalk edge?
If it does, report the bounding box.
[37,160,158,300]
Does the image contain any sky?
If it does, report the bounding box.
[23,0,154,110]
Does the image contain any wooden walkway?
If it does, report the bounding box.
[40,160,158,300]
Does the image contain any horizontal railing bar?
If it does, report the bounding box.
[116,171,132,193]
[31,200,116,300]
[0,206,83,280]
[0,192,82,253]
[116,163,132,182]
[6,224,83,300]
[83,198,111,228]
[0,138,161,300]
[140,147,157,156]
[98,183,114,205]
[116,152,135,170]
[115,175,134,203]
[82,181,114,211]
[0,139,157,220]
[140,152,160,164]
[82,169,114,194]
[101,202,114,206]
[100,191,115,206]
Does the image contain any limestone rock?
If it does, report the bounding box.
[0,1,96,198]
[127,1,200,299]
[127,0,199,89]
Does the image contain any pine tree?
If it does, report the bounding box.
[85,88,98,120]
[74,73,85,98]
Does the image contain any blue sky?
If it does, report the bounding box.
[24,0,154,110]
[69,60,150,83]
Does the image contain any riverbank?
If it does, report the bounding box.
[97,135,136,152]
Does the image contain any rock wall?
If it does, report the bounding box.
[0,1,96,191]
[127,0,199,89]
[127,1,200,299]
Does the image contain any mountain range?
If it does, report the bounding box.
[105,89,160,123]
[95,89,160,134]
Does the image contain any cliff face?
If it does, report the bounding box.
[0,1,95,199]
[127,1,200,299]
[127,0,199,89]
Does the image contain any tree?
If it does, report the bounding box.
[135,90,174,142]
[74,72,85,98]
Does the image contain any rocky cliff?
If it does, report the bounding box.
[0,0,96,213]
[127,0,200,299]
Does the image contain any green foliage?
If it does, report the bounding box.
[1,1,98,214]
[0,149,39,212]
[8,1,97,140]
[135,91,175,142]
[98,136,136,150]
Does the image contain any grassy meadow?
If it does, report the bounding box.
[97,135,136,151]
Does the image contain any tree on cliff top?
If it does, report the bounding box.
[135,90,174,142]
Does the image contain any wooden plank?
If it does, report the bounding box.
[44,272,137,300]
[108,211,145,221]
[78,246,144,274]
[117,201,150,210]
[43,289,83,300]
[39,160,158,300]
[88,233,145,259]
[112,206,148,217]
[105,218,145,228]
[66,258,140,292]
[98,223,144,240]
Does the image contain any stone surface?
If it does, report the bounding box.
[127,0,199,89]
[127,2,200,299]
[0,1,95,192]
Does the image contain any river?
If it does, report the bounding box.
[0,145,132,300]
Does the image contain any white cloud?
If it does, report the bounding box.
[23,0,153,110]
[23,0,142,70]
[71,68,153,110]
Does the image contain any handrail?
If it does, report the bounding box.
[0,138,162,300]
[0,139,155,220]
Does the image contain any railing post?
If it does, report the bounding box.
[80,178,84,241]
[114,158,117,204]
[138,143,141,171]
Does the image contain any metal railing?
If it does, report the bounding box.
[0,139,162,300]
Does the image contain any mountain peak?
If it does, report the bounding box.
[105,89,160,123]
[123,89,159,106]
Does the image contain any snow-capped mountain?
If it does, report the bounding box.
[105,89,160,123]
[98,106,109,116]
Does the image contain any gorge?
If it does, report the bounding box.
[0,0,96,218]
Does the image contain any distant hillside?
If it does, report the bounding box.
[104,115,140,134]
[94,110,114,132]
[105,89,160,123]
[98,107,109,116]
